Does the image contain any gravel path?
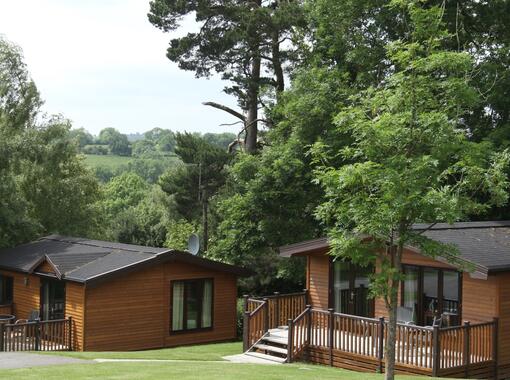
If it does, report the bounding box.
[0,352,91,369]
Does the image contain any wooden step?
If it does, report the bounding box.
[245,352,287,363]
[254,343,288,355]
[262,336,288,345]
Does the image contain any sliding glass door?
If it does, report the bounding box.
[332,261,374,317]
[401,265,461,326]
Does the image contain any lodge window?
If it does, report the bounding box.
[0,275,13,305]
[171,279,213,332]
[401,265,461,327]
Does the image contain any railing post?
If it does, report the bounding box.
[303,288,309,307]
[0,323,4,352]
[328,308,334,367]
[274,292,280,327]
[432,325,440,377]
[306,305,312,346]
[243,294,249,313]
[35,320,41,351]
[493,317,499,380]
[287,318,294,363]
[378,317,385,373]
[263,298,270,333]
[463,321,471,378]
[243,311,250,352]
[68,317,73,351]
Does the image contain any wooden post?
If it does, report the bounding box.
[263,298,269,333]
[287,318,294,363]
[378,317,385,373]
[328,308,334,367]
[243,311,250,352]
[493,317,499,380]
[463,321,471,378]
[35,320,41,351]
[274,292,280,327]
[243,294,249,313]
[432,325,440,377]
[303,288,309,307]
[0,323,4,352]
[68,317,73,351]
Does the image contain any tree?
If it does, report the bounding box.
[159,132,230,251]
[0,37,100,246]
[97,127,131,156]
[101,172,149,218]
[148,0,306,153]
[312,2,509,379]
[69,127,94,148]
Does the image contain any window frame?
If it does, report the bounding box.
[400,264,462,326]
[0,275,13,305]
[169,278,214,334]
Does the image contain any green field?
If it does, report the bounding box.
[83,154,133,171]
[10,342,435,380]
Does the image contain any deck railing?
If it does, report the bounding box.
[0,317,72,352]
[243,292,498,377]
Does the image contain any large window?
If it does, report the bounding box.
[401,265,461,326]
[0,275,13,305]
[171,279,213,332]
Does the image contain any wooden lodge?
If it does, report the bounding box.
[0,235,247,352]
[242,221,510,379]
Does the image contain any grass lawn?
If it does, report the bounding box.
[0,361,437,380]
[1,342,436,380]
[83,154,133,170]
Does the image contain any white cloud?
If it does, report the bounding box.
[0,0,239,135]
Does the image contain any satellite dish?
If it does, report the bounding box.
[187,234,200,255]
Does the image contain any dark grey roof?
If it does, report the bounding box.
[0,235,248,284]
[411,221,510,273]
[280,221,510,276]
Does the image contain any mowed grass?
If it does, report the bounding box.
[5,342,436,380]
[0,361,437,380]
[42,341,242,361]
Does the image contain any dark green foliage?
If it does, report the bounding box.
[0,37,100,248]
[159,133,230,222]
[97,127,132,156]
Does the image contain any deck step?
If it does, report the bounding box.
[254,343,288,355]
[245,352,287,363]
[262,336,288,345]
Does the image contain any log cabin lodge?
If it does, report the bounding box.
[0,235,247,351]
[243,221,510,379]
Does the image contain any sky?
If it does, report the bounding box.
[0,0,239,136]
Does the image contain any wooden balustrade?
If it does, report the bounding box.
[0,318,72,352]
[243,292,497,377]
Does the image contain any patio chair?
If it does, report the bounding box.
[432,315,443,328]
[397,306,415,325]
[15,310,40,324]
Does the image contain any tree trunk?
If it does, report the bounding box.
[272,31,284,93]
[245,53,260,154]
[385,243,403,380]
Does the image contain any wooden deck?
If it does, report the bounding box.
[0,318,72,352]
[243,292,498,379]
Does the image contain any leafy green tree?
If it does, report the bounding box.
[148,0,306,153]
[101,172,149,217]
[164,219,197,251]
[144,127,176,153]
[159,133,230,251]
[0,37,100,247]
[69,127,94,148]
[312,3,509,378]
[97,127,131,156]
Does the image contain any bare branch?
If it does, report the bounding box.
[202,102,246,122]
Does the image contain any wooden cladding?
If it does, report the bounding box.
[84,261,237,351]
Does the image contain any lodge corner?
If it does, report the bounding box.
[242,221,510,379]
[0,235,248,352]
